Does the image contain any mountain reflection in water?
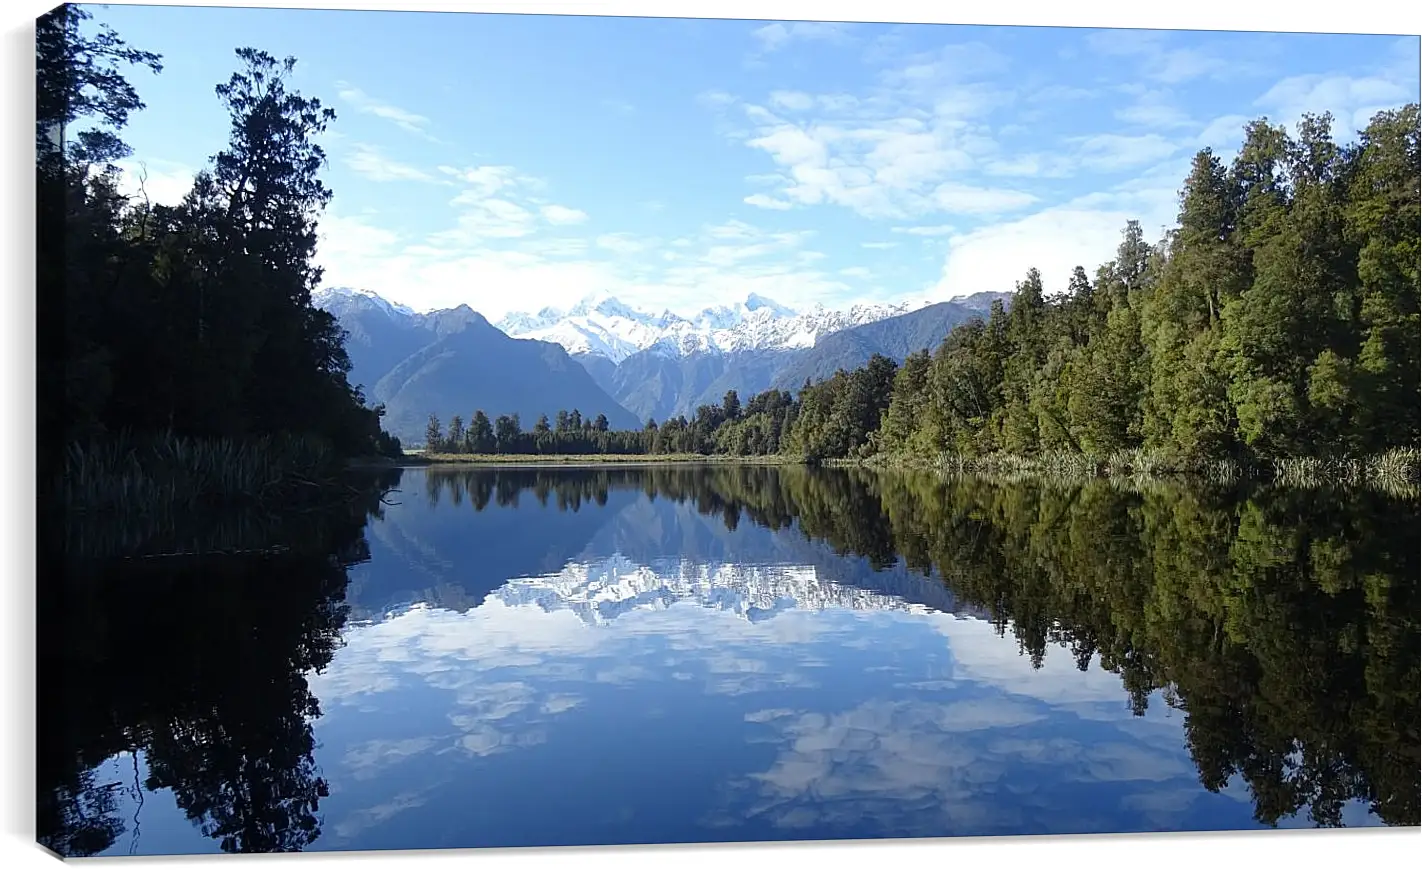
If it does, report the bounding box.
[38,465,1420,856]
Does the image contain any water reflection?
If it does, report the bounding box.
[36,470,401,857]
[38,465,1419,856]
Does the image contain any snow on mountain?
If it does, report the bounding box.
[313,285,942,363]
[497,292,668,362]
[313,286,416,319]
[490,554,953,627]
[497,292,929,362]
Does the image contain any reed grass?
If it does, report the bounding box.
[49,432,405,560]
[56,431,344,517]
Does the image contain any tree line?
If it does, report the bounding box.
[38,4,402,491]
[421,386,801,456]
[422,105,1418,469]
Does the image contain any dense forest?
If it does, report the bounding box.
[422,103,1419,478]
[38,5,402,511]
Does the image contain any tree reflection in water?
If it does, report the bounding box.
[37,470,402,856]
[38,464,1418,857]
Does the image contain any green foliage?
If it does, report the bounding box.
[38,8,401,495]
[796,109,1416,469]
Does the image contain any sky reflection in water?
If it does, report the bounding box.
[79,466,1399,856]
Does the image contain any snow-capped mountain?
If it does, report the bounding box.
[496,291,933,363]
[489,553,968,627]
[313,285,417,319]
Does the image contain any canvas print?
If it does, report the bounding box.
[36,1,1420,859]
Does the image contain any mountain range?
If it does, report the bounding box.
[495,291,926,362]
[314,287,640,443]
[315,287,1011,444]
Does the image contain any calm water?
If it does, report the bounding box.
[38,465,1420,856]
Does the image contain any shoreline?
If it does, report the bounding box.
[347,447,1419,492]
[398,453,793,468]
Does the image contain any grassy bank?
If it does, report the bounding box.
[843,446,1421,496]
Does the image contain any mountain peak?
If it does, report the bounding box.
[567,290,633,318]
[498,294,928,361]
[743,292,795,317]
[314,286,417,318]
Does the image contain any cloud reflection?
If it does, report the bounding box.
[305,547,1243,846]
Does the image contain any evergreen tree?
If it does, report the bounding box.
[446,415,466,454]
[424,414,443,452]
[470,410,494,453]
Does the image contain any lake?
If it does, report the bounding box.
[37,464,1419,857]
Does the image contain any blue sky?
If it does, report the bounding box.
[92,4,1419,319]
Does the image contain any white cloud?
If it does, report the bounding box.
[751,21,853,54]
[437,164,525,196]
[744,193,794,210]
[704,218,761,240]
[932,182,1038,214]
[880,42,1011,90]
[1116,90,1196,129]
[1151,48,1230,84]
[113,158,195,206]
[981,153,1074,178]
[1083,28,1168,57]
[711,40,1053,222]
[317,211,402,262]
[433,196,537,242]
[1081,29,1249,85]
[839,266,873,279]
[336,82,437,139]
[892,224,956,236]
[1255,72,1416,140]
[1071,133,1182,172]
[345,143,435,182]
[933,175,1176,300]
[768,90,816,111]
[740,115,1028,220]
[520,237,590,258]
[696,89,738,109]
[315,185,843,319]
[540,204,589,225]
[1197,114,1254,153]
[595,232,652,255]
[1027,84,1096,104]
